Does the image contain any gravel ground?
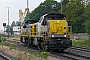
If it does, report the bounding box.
[48,54,68,60]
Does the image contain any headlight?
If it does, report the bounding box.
[64,35,67,37]
[52,35,54,37]
[41,36,43,37]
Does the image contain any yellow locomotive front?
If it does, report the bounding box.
[48,20,68,37]
[39,14,72,50]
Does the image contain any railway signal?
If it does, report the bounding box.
[2,23,6,47]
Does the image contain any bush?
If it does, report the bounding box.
[85,20,90,39]
[40,52,50,58]
[0,37,2,42]
[72,39,90,48]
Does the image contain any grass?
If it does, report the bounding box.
[0,41,50,59]
[3,42,18,50]
[24,49,50,59]
[72,38,90,48]
[10,36,20,38]
[40,51,50,58]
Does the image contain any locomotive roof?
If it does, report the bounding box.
[24,19,38,24]
[41,13,66,20]
[43,13,66,17]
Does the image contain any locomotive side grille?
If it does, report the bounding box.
[21,28,28,36]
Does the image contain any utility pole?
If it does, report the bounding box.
[27,0,29,8]
[61,0,62,14]
[23,0,29,19]
[7,7,10,25]
[7,7,10,38]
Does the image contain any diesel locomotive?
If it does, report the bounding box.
[20,13,72,51]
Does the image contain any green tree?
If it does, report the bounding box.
[25,11,30,21]
[46,0,55,1]
[62,0,69,6]
[27,0,61,21]
[85,20,90,38]
[11,21,15,26]
[83,4,90,38]
[83,3,90,21]
[64,0,85,33]
[16,21,21,26]
[6,21,16,36]
[10,21,15,35]
[5,25,11,38]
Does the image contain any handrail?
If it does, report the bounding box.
[68,26,72,39]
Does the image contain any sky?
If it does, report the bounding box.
[0,0,60,30]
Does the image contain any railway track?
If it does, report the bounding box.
[51,51,90,60]
[6,38,90,60]
[0,50,18,60]
[71,46,90,52]
[0,53,10,60]
[63,46,90,60]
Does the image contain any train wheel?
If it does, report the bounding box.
[22,37,25,43]
[60,49,64,52]
[39,42,47,51]
[43,44,48,51]
[20,36,22,42]
[29,40,31,45]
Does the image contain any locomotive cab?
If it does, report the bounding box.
[37,14,72,50]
